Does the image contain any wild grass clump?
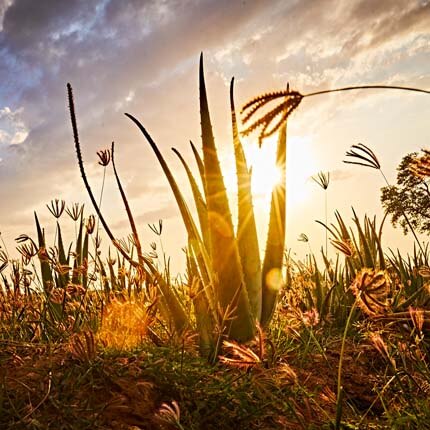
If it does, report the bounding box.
[1,56,430,428]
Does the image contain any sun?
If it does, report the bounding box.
[222,134,317,220]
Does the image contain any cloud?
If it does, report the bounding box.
[0,0,428,264]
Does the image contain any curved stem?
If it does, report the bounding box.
[304,85,430,98]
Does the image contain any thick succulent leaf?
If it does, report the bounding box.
[125,113,211,283]
[172,147,210,252]
[125,113,215,326]
[230,77,262,320]
[199,54,254,341]
[190,140,206,193]
[186,242,214,357]
[261,121,287,327]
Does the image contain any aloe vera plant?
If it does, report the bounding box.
[125,55,288,346]
[70,56,430,355]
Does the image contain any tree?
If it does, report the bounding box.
[381,150,430,235]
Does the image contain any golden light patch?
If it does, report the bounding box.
[265,268,283,292]
[97,298,151,350]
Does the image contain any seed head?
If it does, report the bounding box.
[97,148,111,167]
[47,199,66,218]
[351,268,390,316]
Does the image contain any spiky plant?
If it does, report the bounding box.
[124,55,290,349]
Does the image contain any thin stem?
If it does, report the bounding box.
[304,85,430,98]
[336,297,359,429]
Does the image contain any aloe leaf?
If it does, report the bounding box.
[186,242,214,357]
[172,147,210,252]
[34,212,53,292]
[125,113,213,332]
[230,77,262,320]
[125,113,211,285]
[261,121,287,327]
[199,53,254,340]
[190,140,206,193]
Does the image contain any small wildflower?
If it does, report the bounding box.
[418,266,430,278]
[302,308,320,327]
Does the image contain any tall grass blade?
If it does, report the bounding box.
[34,212,53,292]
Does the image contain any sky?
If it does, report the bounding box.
[0,0,429,275]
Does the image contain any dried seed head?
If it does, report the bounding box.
[297,233,309,243]
[86,215,96,234]
[312,171,330,190]
[418,266,430,278]
[369,332,396,368]
[97,148,111,167]
[155,400,181,427]
[409,306,425,333]
[66,203,84,221]
[47,199,66,218]
[219,340,261,370]
[330,238,354,257]
[344,143,381,170]
[241,86,303,146]
[351,268,390,316]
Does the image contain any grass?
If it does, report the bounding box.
[1,60,430,428]
[1,227,430,429]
